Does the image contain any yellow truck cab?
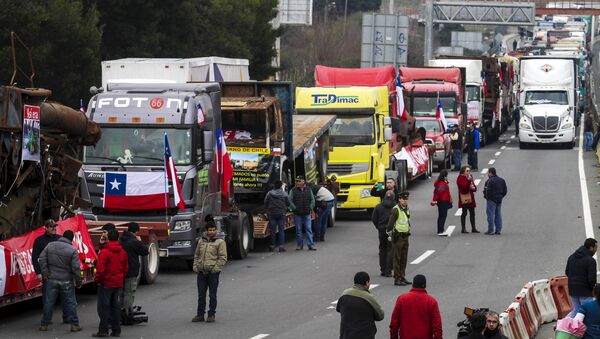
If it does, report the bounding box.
[295,86,392,210]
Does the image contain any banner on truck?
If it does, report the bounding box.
[229,148,277,189]
[393,140,429,176]
[0,215,97,297]
[22,105,41,162]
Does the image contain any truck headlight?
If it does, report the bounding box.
[360,188,372,198]
[435,142,444,149]
[519,122,532,130]
[561,123,573,130]
[173,220,192,232]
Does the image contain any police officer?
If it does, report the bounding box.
[387,191,412,286]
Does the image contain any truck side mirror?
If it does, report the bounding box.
[390,117,401,133]
[383,127,392,141]
[202,130,214,162]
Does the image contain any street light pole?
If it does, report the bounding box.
[424,0,434,64]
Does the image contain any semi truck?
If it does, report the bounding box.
[295,66,432,211]
[518,56,577,149]
[218,82,336,239]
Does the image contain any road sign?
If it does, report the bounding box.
[361,13,409,68]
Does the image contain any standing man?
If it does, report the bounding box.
[32,219,64,323]
[99,223,116,250]
[585,113,594,151]
[119,222,149,322]
[465,122,480,171]
[93,229,128,338]
[371,178,399,201]
[513,108,520,136]
[264,180,290,252]
[336,271,384,339]
[371,190,395,277]
[483,167,507,235]
[512,39,518,51]
[311,183,335,242]
[289,175,316,251]
[565,238,598,317]
[192,222,227,323]
[450,125,463,171]
[38,230,83,332]
[387,191,412,286]
[459,311,487,339]
[389,274,443,339]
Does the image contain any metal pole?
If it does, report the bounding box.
[344,0,348,34]
[424,0,434,64]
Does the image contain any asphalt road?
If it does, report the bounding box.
[0,124,595,339]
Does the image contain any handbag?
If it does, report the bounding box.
[459,192,472,205]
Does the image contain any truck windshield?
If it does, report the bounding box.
[329,115,374,146]
[525,91,568,105]
[413,97,456,117]
[83,127,192,165]
[415,120,441,133]
[466,86,480,102]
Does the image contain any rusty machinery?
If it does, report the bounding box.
[0,32,101,239]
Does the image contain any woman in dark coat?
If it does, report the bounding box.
[456,165,479,234]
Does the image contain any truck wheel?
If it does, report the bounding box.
[231,215,251,259]
[328,205,336,228]
[421,155,433,179]
[519,142,528,149]
[397,161,408,192]
[481,128,487,147]
[141,234,160,285]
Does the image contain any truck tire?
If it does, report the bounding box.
[519,142,528,149]
[328,204,336,228]
[397,160,408,192]
[230,215,251,259]
[480,128,487,147]
[420,155,433,180]
[141,234,160,284]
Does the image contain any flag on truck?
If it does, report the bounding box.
[197,102,205,126]
[215,128,234,199]
[396,74,408,121]
[164,133,185,210]
[103,172,168,211]
[79,99,86,113]
[436,96,448,132]
[482,75,487,96]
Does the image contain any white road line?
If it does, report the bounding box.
[249,335,270,339]
[369,284,380,290]
[327,306,336,309]
[494,151,501,157]
[578,117,594,241]
[511,135,515,139]
[445,225,456,237]
[454,209,462,216]
[501,146,506,150]
[505,140,511,144]
[331,300,338,305]
[481,168,488,174]
[474,179,481,186]
[488,159,495,165]
[410,250,435,265]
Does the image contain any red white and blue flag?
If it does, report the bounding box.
[103,172,168,211]
[79,99,86,113]
[396,74,408,121]
[197,102,205,126]
[436,96,448,132]
[164,133,185,210]
[215,128,234,199]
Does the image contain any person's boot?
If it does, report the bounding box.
[192,315,205,322]
[471,227,480,233]
[39,325,49,331]
[394,279,407,286]
[461,226,469,234]
[206,315,216,323]
[71,324,83,332]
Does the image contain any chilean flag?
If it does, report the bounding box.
[396,74,408,121]
[79,99,86,113]
[436,96,448,132]
[164,133,185,210]
[103,172,168,211]
[215,128,234,199]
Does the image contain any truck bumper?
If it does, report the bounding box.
[432,149,446,164]
[336,184,381,210]
[519,128,574,144]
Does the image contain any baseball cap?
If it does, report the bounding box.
[295,175,305,181]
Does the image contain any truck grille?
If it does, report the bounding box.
[327,162,369,176]
[532,116,560,132]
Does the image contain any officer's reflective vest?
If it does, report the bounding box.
[392,205,410,233]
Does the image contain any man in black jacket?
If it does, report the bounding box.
[336,271,384,339]
[119,222,149,321]
[566,238,598,317]
[483,168,507,235]
[371,190,395,277]
[289,176,316,251]
[264,180,290,252]
[370,178,399,201]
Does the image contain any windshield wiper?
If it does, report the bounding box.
[86,156,126,170]
[133,155,164,162]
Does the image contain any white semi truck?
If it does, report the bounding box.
[518,56,577,149]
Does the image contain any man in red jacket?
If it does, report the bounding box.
[389,274,443,339]
[93,229,128,338]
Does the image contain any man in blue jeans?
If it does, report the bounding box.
[450,126,463,171]
[483,167,507,235]
[38,230,82,332]
[311,183,335,242]
[289,176,316,251]
[566,238,597,317]
[584,113,594,151]
[264,180,290,252]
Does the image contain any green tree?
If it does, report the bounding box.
[0,0,101,106]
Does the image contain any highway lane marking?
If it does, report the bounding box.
[501,146,507,150]
[488,159,495,165]
[481,168,488,174]
[443,225,456,237]
[505,140,511,144]
[494,151,501,157]
[369,284,380,290]
[578,117,594,241]
[511,135,515,139]
[411,250,435,264]
[455,209,462,216]
[327,286,378,309]
[474,179,481,186]
[249,335,270,339]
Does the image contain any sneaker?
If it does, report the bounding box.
[296,247,303,251]
[394,279,407,286]
[278,247,286,252]
[485,232,494,235]
[192,315,205,322]
[308,247,317,251]
[206,315,215,323]
[92,333,109,338]
[471,229,480,233]
[494,232,501,235]
[401,278,412,284]
[437,232,446,236]
[71,324,83,332]
[39,325,49,331]
[461,230,469,234]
